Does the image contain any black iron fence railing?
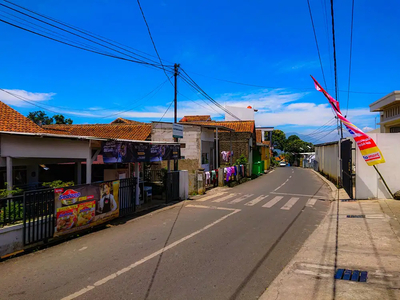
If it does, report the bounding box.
[0,195,24,228]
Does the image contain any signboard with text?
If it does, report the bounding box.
[173,123,184,139]
[54,181,120,237]
[102,141,180,163]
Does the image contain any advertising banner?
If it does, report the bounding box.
[312,76,385,166]
[54,181,120,237]
[102,141,180,163]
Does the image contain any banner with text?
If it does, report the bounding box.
[54,181,120,237]
[311,76,385,166]
[101,141,180,163]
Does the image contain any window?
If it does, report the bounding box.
[202,153,209,164]
[390,127,400,133]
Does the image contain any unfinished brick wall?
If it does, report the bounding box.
[219,132,252,164]
[160,158,200,173]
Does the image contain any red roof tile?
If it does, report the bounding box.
[43,124,152,140]
[0,101,45,133]
[180,115,212,122]
[110,118,145,124]
[180,120,255,133]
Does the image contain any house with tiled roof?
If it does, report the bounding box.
[110,117,145,125]
[44,123,152,141]
[180,116,257,173]
[0,100,100,189]
[255,127,274,171]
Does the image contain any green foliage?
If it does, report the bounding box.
[27,111,73,125]
[271,130,286,151]
[0,183,23,199]
[53,114,73,124]
[42,180,74,188]
[287,135,301,143]
[235,154,248,165]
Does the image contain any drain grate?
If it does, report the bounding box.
[335,269,368,282]
[347,215,365,218]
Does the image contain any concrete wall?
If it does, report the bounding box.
[161,159,200,173]
[0,134,90,159]
[0,223,24,257]
[315,142,339,185]
[355,133,400,199]
[152,123,202,161]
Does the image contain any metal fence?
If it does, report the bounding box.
[23,189,55,246]
[119,177,137,216]
[166,171,180,203]
[0,195,24,228]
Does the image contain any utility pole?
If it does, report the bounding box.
[174,63,180,171]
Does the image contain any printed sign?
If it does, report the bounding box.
[102,141,180,163]
[54,181,120,237]
[173,123,184,139]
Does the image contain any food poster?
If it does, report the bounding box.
[54,181,120,237]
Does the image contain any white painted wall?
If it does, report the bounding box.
[201,129,214,142]
[355,133,400,199]
[315,142,339,184]
[0,134,90,159]
[225,106,254,121]
[179,170,189,200]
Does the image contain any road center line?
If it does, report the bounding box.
[273,179,289,191]
[185,204,239,212]
[271,192,328,199]
[61,208,240,300]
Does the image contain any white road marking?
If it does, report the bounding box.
[292,170,294,174]
[228,194,254,204]
[262,196,283,208]
[269,170,275,174]
[306,198,318,207]
[212,193,237,203]
[294,269,330,278]
[61,207,240,300]
[273,179,289,192]
[271,192,327,199]
[245,195,269,206]
[78,247,88,251]
[289,176,292,178]
[281,197,299,210]
[196,192,227,202]
[185,204,239,212]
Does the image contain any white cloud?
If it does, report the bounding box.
[362,126,374,132]
[0,89,55,107]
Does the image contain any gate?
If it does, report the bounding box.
[166,171,180,203]
[119,177,137,216]
[341,139,353,199]
[23,189,55,245]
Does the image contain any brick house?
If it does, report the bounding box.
[179,117,256,173]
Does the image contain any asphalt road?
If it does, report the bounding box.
[0,167,331,300]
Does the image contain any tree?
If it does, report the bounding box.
[53,114,73,124]
[27,111,53,125]
[27,111,73,125]
[287,135,301,143]
[271,130,286,152]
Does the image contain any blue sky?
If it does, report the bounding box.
[1,0,399,143]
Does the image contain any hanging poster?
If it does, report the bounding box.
[102,141,180,163]
[54,181,120,237]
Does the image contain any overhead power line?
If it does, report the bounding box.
[179,69,241,120]
[2,0,165,66]
[307,0,328,89]
[136,0,173,86]
[330,0,339,101]
[346,0,355,116]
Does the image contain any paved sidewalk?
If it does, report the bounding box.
[259,191,400,300]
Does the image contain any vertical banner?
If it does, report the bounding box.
[54,181,120,237]
[311,76,385,166]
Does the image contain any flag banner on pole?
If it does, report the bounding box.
[311,75,385,166]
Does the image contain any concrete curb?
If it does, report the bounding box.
[311,169,338,201]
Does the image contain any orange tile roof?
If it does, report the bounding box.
[180,120,255,133]
[0,101,45,133]
[180,115,212,122]
[110,118,144,124]
[43,124,152,141]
